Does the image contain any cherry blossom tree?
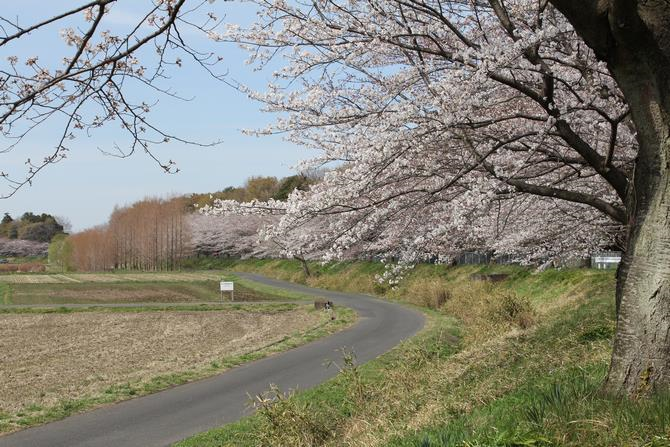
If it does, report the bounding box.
[206,0,669,396]
[0,238,48,257]
[210,0,631,262]
[188,213,284,258]
[552,0,670,401]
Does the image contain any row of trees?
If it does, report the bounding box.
[67,198,190,271]
[63,174,315,270]
[0,213,65,242]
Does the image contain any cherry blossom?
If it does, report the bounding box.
[208,0,630,265]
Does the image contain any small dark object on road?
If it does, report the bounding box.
[314,299,334,310]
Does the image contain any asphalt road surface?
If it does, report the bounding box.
[0,273,425,447]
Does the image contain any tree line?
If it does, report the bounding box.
[65,198,190,271]
[59,174,319,271]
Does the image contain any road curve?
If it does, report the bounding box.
[0,273,425,447]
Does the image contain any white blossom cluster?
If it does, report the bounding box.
[188,213,284,259]
[0,238,48,257]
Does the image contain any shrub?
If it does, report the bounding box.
[17,221,63,242]
[411,279,452,309]
[48,234,73,272]
[435,281,536,344]
[329,348,369,407]
[250,384,336,447]
[490,292,535,329]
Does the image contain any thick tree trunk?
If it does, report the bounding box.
[600,4,670,396]
[551,0,670,396]
[607,120,670,396]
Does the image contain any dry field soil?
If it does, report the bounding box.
[0,306,323,425]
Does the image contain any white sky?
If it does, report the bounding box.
[0,1,306,231]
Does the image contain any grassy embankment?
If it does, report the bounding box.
[0,274,355,433]
[177,259,670,447]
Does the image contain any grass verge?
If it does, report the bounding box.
[175,312,460,447]
[175,260,669,447]
[223,272,326,301]
[0,282,10,304]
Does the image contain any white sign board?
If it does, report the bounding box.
[594,256,621,263]
[591,251,622,269]
[220,281,234,291]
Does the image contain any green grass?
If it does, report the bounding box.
[3,256,47,264]
[391,364,669,447]
[390,295,668,446]
[175,260,669,447]
[225,273,323,301]
[0,282,10,304]
[181,256,240,270]
[218,258,614,312]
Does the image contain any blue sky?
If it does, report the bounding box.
[0,1,305,231]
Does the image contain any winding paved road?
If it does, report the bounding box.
[0,273,425,447]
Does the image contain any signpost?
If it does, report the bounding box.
[220,281,234,301]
